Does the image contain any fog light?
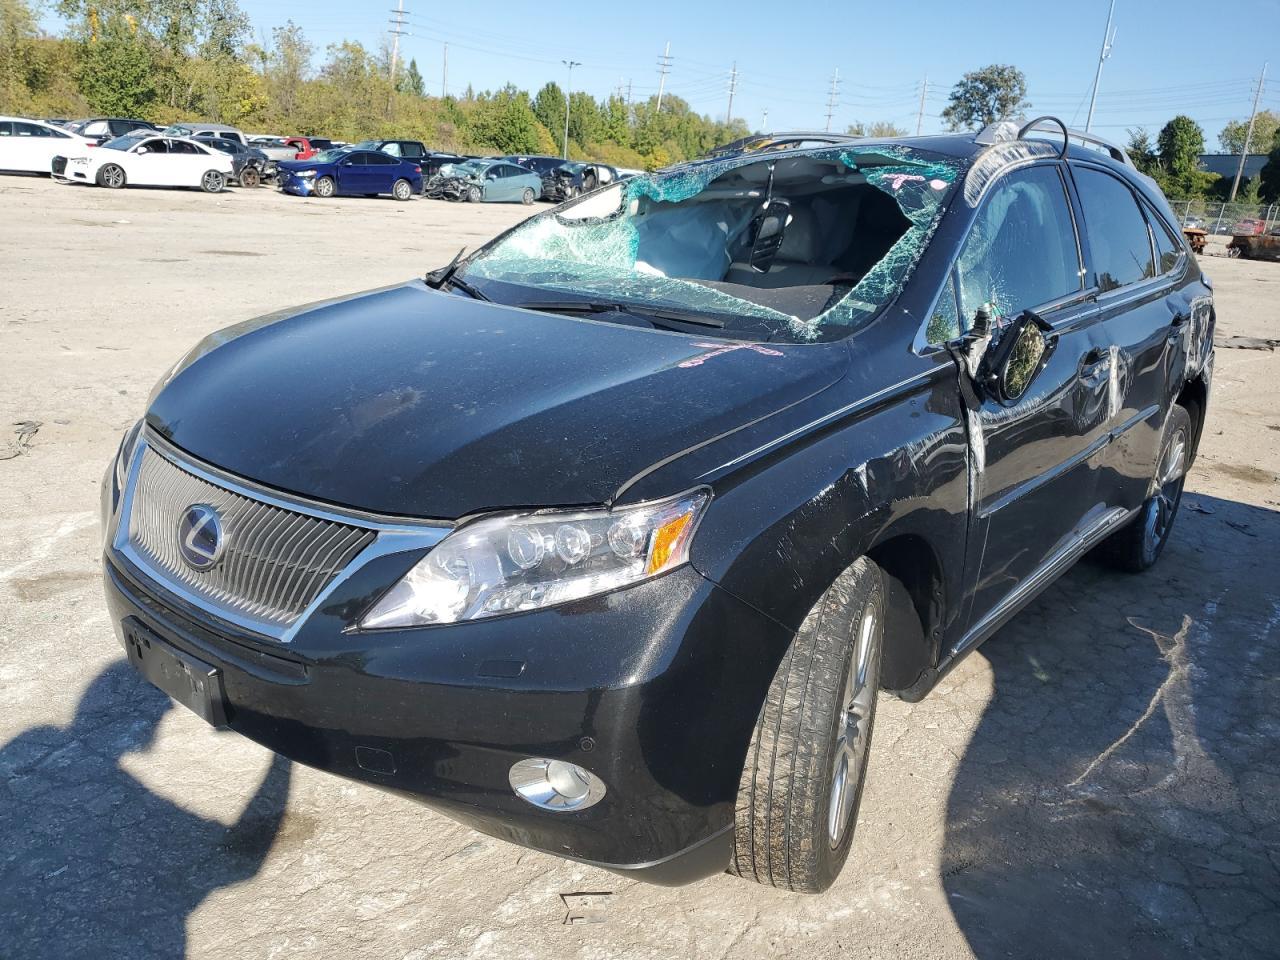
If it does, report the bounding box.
[509,758,606,811]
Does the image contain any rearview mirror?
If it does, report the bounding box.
[977,310,1055,405]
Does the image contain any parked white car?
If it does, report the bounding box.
[0,116,93,174]
[54,133,234,192]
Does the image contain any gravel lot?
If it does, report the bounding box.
[1,175,1278,960]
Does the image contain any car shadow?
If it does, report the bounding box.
[942,494,1280,958]
[0,661,292,960]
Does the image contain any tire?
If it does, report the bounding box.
[521,187,535,205]
[314,176,335,199]
[238,166,260,188]
[392,178,412,201]
[467,185,482,203]
[200,170,225,193]
[1093,404,1192,572]
[97,163,126,189]
[730,557,885,893]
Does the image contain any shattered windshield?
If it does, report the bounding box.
[462,145,961,343]
[441,160,488,178]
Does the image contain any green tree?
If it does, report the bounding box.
[76,16,156,116]
[1126,127,1160,177]
[399,56,423,97]
[567,89,602,146]
[1260,139,1280,202]
[469,86,544,154]
[0,0,39,109]
[1157,115,1205,180]
[846,120,908,137]
[264,20,310,119]
[942,64,1029,130]
[1219,111,1280,155]
[532,81,565,138]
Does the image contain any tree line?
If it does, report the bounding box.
[2,3,1278,194]
[0,0,750,169]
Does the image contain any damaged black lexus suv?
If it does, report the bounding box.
[102,118,1214,892]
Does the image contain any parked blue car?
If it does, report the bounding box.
[277,149,422,200]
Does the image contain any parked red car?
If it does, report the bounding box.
[1230,218,1266,236]
[284,137,336,161]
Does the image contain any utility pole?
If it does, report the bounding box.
[388,0,407,84]
[1085,0,1117,133]
[726,62,738,125]
[825,68,841,133]
[442,42,448,98]
[1230,62,1268,201]
[916,74,928,135]
[562,59,581,160]
[762,107,769,132]
[656,42,672,112]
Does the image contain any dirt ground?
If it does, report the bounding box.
[1,176,1278,960]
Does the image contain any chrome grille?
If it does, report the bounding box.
[126,446,376,629]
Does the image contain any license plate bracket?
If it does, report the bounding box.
[123,617,228,728]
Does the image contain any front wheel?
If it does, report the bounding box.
[730,557,884,893]
[467,185,482,203]
[97,163,126,189]
[313,176,335,198]
[200,170,225,193]
[238,166,260,188]
[521,187,535,205]
[1094,404,1192,572]
[392,178,412,202]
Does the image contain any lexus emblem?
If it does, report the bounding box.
[177,504,225,571]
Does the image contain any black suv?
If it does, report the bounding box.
[102,119,1213,893]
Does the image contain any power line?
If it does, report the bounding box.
[656,42,673,112]
[1231,63,1268,200]
[388,0,408,83]
[825,68,841,132]
[1086,0,1118,132]
[726,61,738,125]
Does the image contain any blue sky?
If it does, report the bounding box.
[47,0,1280,150]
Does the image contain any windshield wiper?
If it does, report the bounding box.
[425,247,488,301]
[514,299,726,329]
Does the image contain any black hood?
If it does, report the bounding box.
[148,283,848,519]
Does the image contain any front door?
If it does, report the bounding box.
[953,162,1114,637]
[335,152,378,194]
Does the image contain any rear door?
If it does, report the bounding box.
[1069,163,1194,512]
[953,161,1112,635]
[168,139,210,184]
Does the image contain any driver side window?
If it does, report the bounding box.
[956,164,1082,327]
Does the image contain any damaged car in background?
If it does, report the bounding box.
[102,117,1213,893]
[424,158,544,203]
[540,160,622,201]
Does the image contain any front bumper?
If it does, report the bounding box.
[101,468,789,884]
[279,174,315,196]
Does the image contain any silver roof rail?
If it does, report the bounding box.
[974,116,1133,167]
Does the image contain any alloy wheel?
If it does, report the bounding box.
[828,604,879,847]
[1143,427,1187,557]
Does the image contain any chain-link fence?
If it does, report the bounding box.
[1168,199,1279,236]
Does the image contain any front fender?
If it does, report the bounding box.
[626,341,970,689]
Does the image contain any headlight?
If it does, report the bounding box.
[359,489,710,629]
[296,169,317,178]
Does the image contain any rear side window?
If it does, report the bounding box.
[1148,207,1184,274]
[370,152,396,165]
[400,142,424,158]
[1073,167,1155,291]
[956,164,1082,324]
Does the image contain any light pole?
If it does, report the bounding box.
[562,60,581,160]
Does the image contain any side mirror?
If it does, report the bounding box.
[486,172,497,180]
[977,310,1055,405]
[747,198,792,273]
